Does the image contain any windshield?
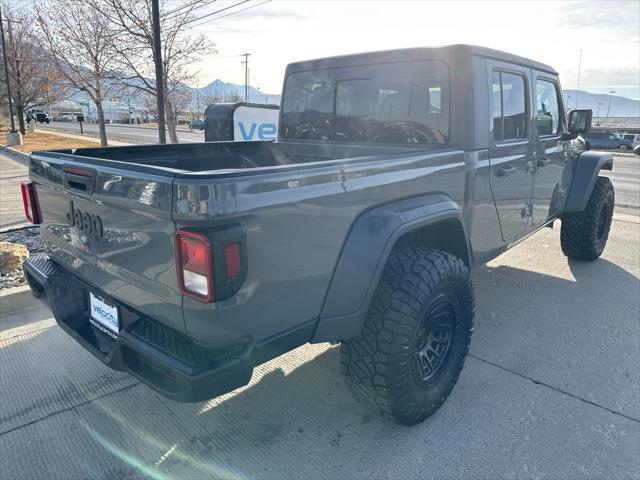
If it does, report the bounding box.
[281,60,450,145]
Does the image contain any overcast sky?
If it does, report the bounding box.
[189,0,640,99]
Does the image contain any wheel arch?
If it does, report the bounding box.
[312,194,471,343]
[564,150,613,213]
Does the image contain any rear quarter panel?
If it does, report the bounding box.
[173,149,497,347]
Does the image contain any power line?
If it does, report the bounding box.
[163,0,218,20]
[184,0,251,26]
[189,0,271,27]
[185,0,272,28]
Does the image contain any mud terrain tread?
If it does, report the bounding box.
[561,176,614,261]
[341,245,474,425]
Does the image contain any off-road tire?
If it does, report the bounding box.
[341,246,474,426]
[561,176,614,261]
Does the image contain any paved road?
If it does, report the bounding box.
[1,218,638,478]
[602,152,640,220]
[40,121,205,144]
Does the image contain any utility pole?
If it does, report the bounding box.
[575,48,582,108]
[606,91,616,118]
[0,6,15,133]
[151,0,166,143]
[241,53,251,102]
[596,102,603,117]
[196,83,200,119]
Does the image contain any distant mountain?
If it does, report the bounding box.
[192,79,280,106]
[563,90,639,117]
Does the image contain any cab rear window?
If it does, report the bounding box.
[281,61,449,145]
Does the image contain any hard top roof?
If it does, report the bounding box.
[285,44,558,76]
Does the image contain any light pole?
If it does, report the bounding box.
[606,91,616,118]
[0,5,19,144]
[596,102,603,117]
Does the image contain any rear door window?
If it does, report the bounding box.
[535,79,562,136]
[492,71,528,142]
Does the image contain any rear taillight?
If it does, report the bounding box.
[175,230,214,302]
[20,181,41,224]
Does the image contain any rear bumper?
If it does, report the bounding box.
[23,254,253,402]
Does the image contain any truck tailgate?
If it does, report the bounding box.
[29,152,185,333]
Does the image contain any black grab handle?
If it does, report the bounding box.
[62,166,97,195]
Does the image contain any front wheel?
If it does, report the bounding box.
[619,145,629,151]
[561,176,614,261]
[341,246,474,426]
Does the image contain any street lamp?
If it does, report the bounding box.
[596,102,603,117]
[606,91,616,118]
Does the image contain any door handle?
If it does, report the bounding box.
[496,164,514,178]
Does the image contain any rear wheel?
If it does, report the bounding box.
[561,176,614,261]
[341,245,474,426]
[620,145,629,151]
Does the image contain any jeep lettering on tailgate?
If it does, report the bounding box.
[66,200,103,238]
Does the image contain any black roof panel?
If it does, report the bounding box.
[285,44,557,76]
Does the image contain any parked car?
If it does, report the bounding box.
[26,110,50,124]
[583,131,634,150]
[620,133,640,145]
[189,119,205,130]
[22,45,614,426]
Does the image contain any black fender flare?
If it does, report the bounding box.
[564,151,613,213]
[311,194,469,343]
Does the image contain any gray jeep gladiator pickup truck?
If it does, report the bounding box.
[22,45,614,426]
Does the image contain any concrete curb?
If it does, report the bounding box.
[0,285,38,316]
[0,145,29,165]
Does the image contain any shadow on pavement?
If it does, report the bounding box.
[1,256,639,478]
[471,257,639,419]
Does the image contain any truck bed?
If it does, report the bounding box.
[42,140,430,175]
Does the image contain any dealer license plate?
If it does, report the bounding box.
[89,291,119,337]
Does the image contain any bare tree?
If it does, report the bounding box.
[167,78,192,125]
[0,3,64,134]
[198,90,222,109]
[35,0,119,146]
[199,89,243,109]
[97,0,215,143]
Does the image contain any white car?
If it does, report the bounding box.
[620,133,640,145]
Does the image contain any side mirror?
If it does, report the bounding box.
[567,109,592,134]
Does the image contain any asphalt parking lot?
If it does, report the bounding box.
[1,161,639,479]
